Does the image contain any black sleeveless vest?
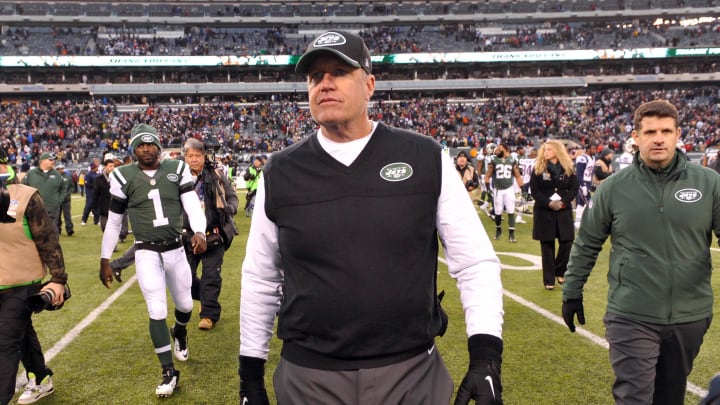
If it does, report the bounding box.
[264,123,445,370]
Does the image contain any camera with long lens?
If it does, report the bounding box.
[204,155,218,171]
[28,282,71,313]
[203,143,222,170]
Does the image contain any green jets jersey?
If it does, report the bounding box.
[490,156,518,190]
[112,160,193,243]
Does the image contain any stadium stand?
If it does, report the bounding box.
[2,17,720,56]
[1,87,719,172]
[0,0,719,172]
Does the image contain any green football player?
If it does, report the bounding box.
[99,123,207,398]
[484,143,524,242]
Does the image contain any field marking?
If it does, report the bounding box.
[502,288,610,348]
[438,256,709,399]
[44,274,138,362]
[25,244,717,399]
[495,251,541,270]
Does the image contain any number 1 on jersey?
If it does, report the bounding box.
[148,188,170,227]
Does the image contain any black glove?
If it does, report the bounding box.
[454,334,503,405]
[562,298,585,333]
[239,355,270,405]
[112,268,123,283]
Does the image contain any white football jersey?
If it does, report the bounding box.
[518,158,536,184]
[616,152,633,170]
[575,154,595,183]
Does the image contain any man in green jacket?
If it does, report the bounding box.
[21,152,64,235]
[55,164,74,236]
[562,99,720,405]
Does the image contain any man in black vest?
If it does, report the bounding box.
[239,30,505,405]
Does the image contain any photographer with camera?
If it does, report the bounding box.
[181,139,239,331]
[455,150,479,199]
[243,156,263,217]
[0,146,68,405]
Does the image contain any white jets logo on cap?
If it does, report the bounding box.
[141,134,155,143]
[314,32,346,48]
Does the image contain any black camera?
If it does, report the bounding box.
[206,231,224,249]
[28,282,71,313]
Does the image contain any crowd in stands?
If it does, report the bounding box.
[2,1,719,91]
[3,16,720,57]
[1,86,719,172]
[1,16,718,89]
[1,2,719,169]
[96,26,292,57]
[3,0,713,20]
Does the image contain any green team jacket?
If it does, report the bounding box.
[21,167,64,212]
[563,151,720,325]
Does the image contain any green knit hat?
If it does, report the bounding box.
[130,123,161,151]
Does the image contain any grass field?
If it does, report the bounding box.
[14,194,720,404]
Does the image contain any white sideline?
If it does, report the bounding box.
[44,274,138,362]
[437,257,709,399]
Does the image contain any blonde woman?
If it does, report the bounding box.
[530,140,579,290]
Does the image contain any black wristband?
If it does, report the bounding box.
[239,355,266,381]
[468,333,503,363]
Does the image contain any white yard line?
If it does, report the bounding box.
[502,288,609,349]
[44,274,137,362]
[438,256,709,399]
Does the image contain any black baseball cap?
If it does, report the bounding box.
[295,30,372,74]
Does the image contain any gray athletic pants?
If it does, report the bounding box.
[110,244,137,272]
[273,345,453,405]
[604,312,711,405]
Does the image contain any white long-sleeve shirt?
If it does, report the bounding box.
[240,124,503,360]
